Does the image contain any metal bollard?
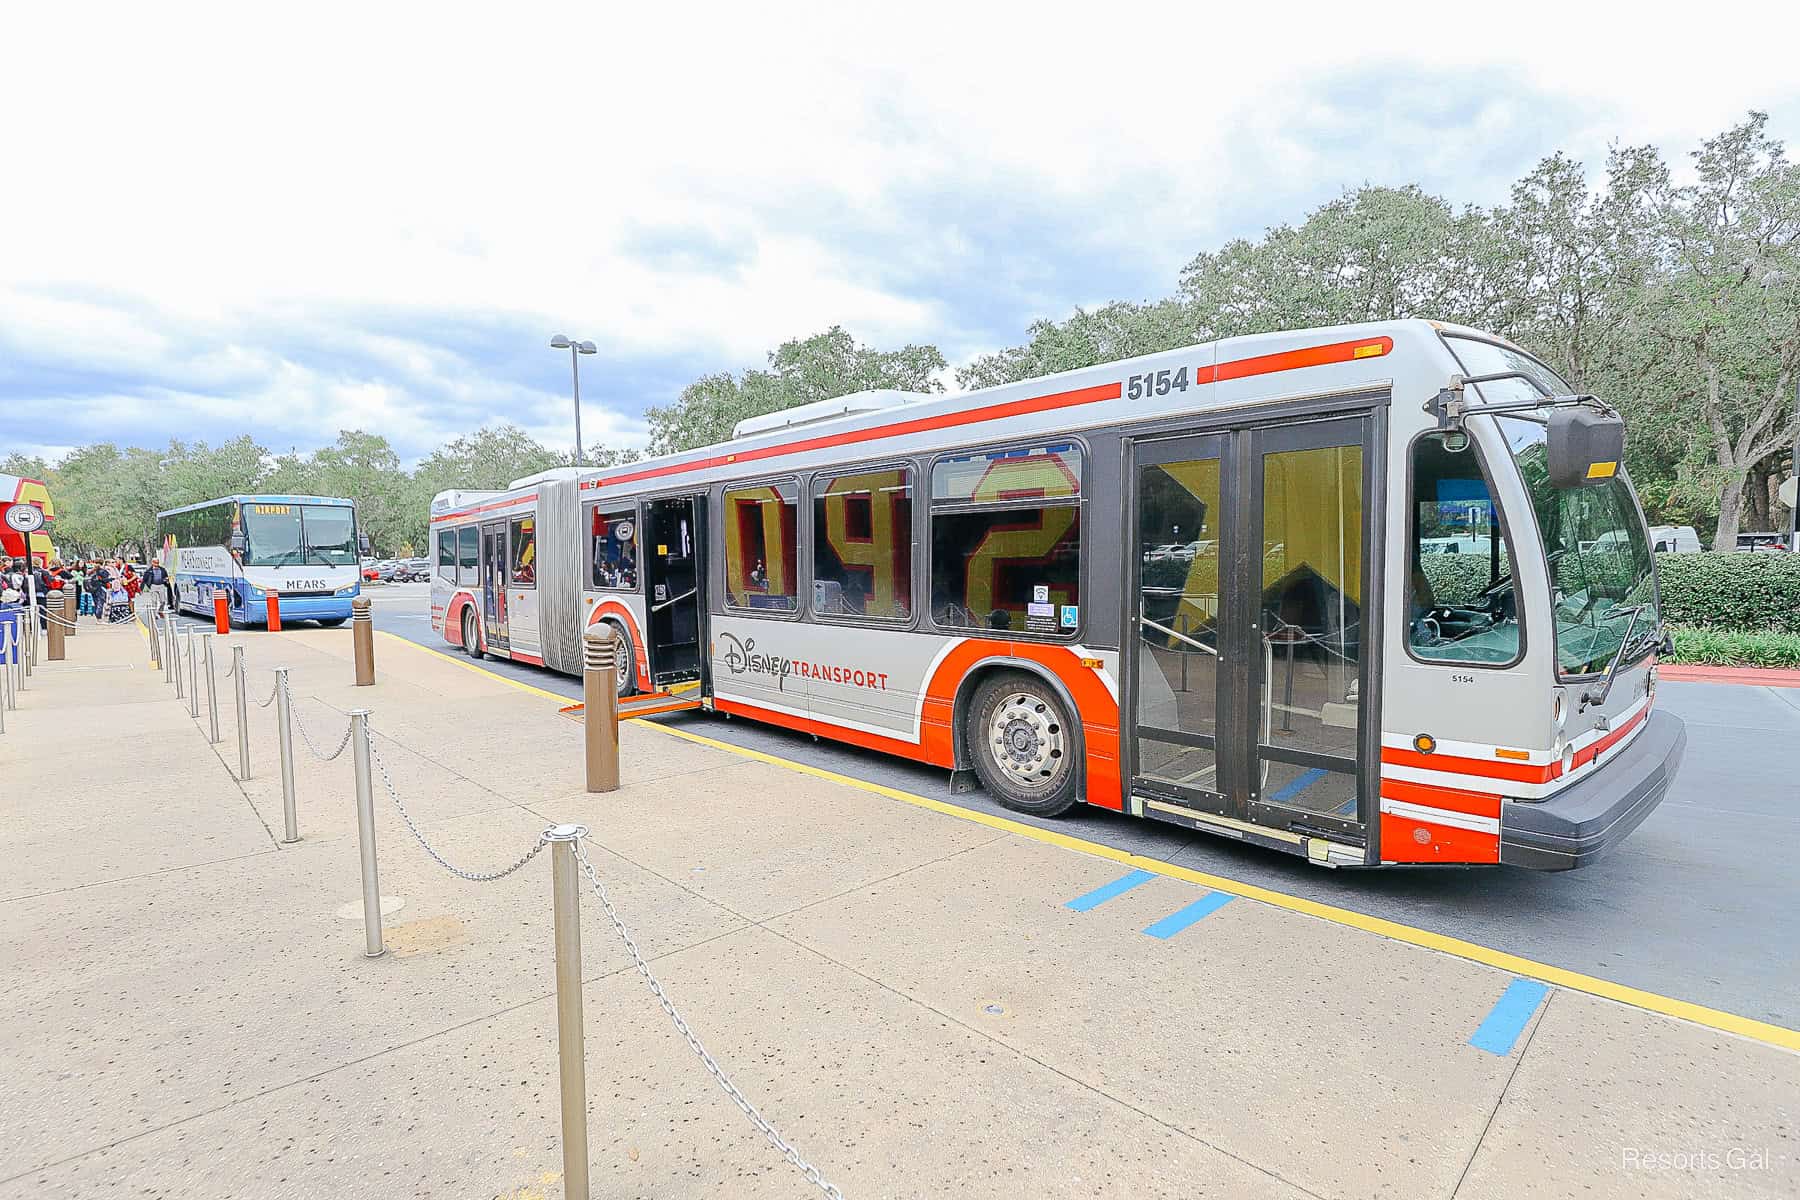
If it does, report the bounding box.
[350,710,385,958]
[352,596,374,686]
[161,614,174,683]
[146,602,161,669]
[233,644,250,780]
[175,624,188,697]
[47,594,67,661]
[186,627,200,717]
[582,627,620,793]
[546,824,591,1200]
[202,633,221,744]
[274,667,299,843]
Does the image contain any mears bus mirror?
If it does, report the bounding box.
[359,533,371,555]
[228,531,247,554]
[1547,408,1626,488]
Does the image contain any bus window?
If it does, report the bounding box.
[723,481,799,611]
[929,443,1082,635]
[1407,432,1520,665]
[590,508,638,590]
[436,527,455,582]
[509,517,537,586]
[813,467,912,620]
[456,525,479,587]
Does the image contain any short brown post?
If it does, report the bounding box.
[582,626,619,793]
[351,597,375,686]
[46,593,67,660]
[63,588,76,636]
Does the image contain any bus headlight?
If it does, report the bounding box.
[1551,688,1568,736]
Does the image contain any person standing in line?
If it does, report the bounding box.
[87,562,111,621]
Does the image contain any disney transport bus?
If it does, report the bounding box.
[158,495,366,626]
[430,320,1685,870]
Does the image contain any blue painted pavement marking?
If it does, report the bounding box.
[1469,979,1550,1056]
[1142,891,1235,938]
[1267,767,1330,805]
[1064,869,1156,912]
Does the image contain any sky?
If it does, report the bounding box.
[3,1,1797,466]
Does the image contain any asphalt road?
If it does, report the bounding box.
[221,583,1800,1029]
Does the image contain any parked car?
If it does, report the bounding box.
[1650,525,1702,553]
[374,559,400,580]
[397,557,431,581]
[1736,532,1793,552]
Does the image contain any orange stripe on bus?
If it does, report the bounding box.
[1378,777,1502,819]
[431,492,540,524]
[1380,745,1554,784]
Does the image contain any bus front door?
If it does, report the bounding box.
[480,521,509,654]
[1129,417,1373,851]
[643,495,705,689]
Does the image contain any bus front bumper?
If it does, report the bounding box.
[1498,710,1686,871]
[244,593,356,623]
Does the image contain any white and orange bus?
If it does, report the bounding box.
[430,320,1684,870]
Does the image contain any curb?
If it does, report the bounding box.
[1659,664,1800,688]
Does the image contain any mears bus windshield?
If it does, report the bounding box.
[243,503,359,568]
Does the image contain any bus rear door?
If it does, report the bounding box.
[480,520,509,654]
[1128,415,1374,860]
[643,495,705,688]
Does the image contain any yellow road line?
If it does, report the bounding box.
[376,629,1800,1054]
[375,630,574,705]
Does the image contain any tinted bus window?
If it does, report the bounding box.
[813,467,912,620]
[591,508,638,590]
[436,527,455,581]
[723,481,798,612]
[1408,433,1520,665]
[509,516,537,585]
[929,443,1083,635]
[457,526,479,586]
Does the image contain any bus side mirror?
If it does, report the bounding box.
[358,534,371,555]
[228,532,247,554]
[1547,408,1626,488]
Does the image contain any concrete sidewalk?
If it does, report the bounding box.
[1,618,1794,1199]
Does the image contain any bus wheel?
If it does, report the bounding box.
[606,622,636,698]
[461,609,482,659]
[968,673,1079,817]
[315,618,346,628]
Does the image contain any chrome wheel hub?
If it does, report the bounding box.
[988,693,1065,784]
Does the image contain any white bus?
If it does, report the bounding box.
[430,320,1685,870]
[158,494,366,626]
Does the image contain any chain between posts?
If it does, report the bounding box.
[570,838,845,1200]
[283,676,354,761]
[364,733,548,882]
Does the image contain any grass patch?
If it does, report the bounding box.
[1666,626,1800,669]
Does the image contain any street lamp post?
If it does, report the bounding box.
[550,335,598,466]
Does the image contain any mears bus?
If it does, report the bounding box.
[430,320,1685,871]
[158,494,366,626]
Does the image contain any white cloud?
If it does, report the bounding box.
[2,0,1797,459]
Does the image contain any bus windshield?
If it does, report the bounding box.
[243,504,359,568]
[1497,419,1658,676]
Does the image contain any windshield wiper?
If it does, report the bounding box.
[1579,604,1646,713]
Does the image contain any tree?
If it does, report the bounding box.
[1626,113,1800,547]
[956,299,1197,390]
[1178,185,1496,338]
[645,326,947,453]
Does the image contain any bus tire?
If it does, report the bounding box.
[316,618,346,628]
[604,621,636,698]
[966,672,1080,817]
[461,609,482,659]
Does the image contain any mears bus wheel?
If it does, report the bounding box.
[968,673,1079,817]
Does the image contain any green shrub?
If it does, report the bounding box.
[1655,552,1800,635]
[1666,626,1800,668]
[1419,554,1492,605]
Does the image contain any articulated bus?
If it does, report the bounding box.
[157,494,366,626]
[430,320,1686,870]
